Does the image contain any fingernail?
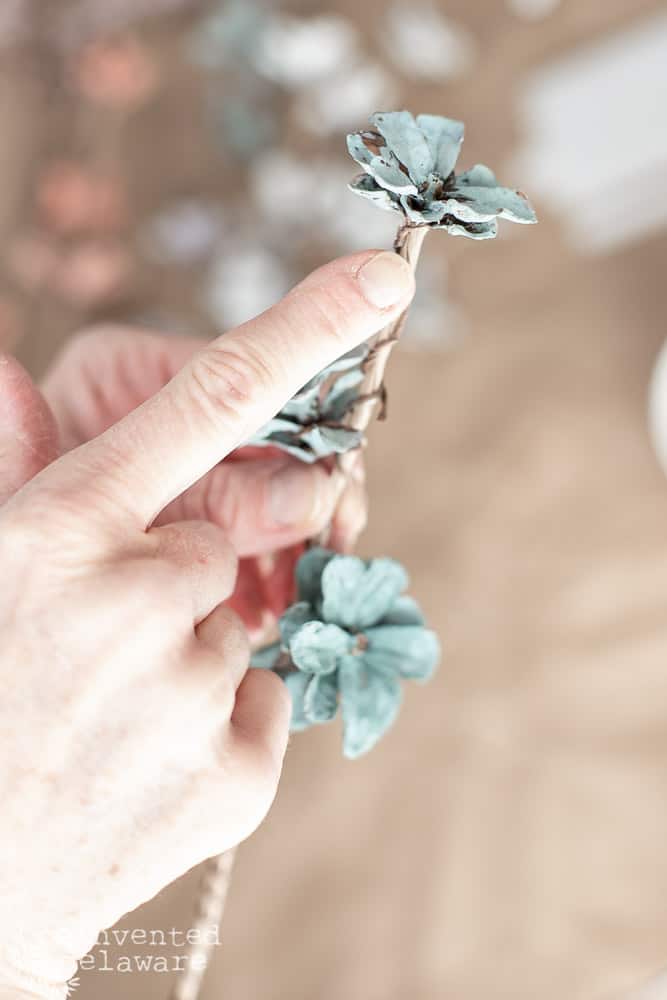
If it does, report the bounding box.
[269,464,324,526]
[357,251,413,309]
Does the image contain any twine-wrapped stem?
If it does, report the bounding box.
[169,850,236,1000]
[172,223,428,1000]
[330,223,428,512]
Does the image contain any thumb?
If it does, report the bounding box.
[0,354,60,504]
[155,455,341,558]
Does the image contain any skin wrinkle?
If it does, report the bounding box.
[222,335,288,406]
[244,305,297,372]
[298,287,346,347]
[310,275,374,346]
[281,283,352,355]
[184,351,263,444]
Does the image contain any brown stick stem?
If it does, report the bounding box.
[174,224,428,1000]
[319,223,428,539]
[169,849,236,1000]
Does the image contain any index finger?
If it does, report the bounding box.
[61,250,414,528]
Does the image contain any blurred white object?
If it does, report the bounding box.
[512,11,667,252]
[648,340,667,476]
[142,201,224,265]
[401,258,467,351]
[254,14,359,87]
[206,245,291,329]
[250,151,325,231]
[249,151,396,250]
[507,0,560,20]
[382,1,475,80]
[329,189,399,251]
[0,0,27,48]
[249,10,394,136]
[296,62,396,136]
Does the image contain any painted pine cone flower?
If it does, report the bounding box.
[248,345,367,462]
[347,110,537,239]
[252,547,440,758]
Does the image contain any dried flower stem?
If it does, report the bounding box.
[351,224,426,429]
[173,224,427,1000]
[328,223,428,516]
[169,849,236,1000]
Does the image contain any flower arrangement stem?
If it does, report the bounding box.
[165,106,536,999]
[330,224,427,508]
[171,226,427,1000]
[342,224,426,466]
[169,848,236,1000]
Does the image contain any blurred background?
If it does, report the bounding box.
[3,0,667,997]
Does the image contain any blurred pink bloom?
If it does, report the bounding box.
[71,36,159,110]
[51,242,131,308]
[37,162,127,235]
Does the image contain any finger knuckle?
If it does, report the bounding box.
[163,521,238,581]
[188,344,276,430]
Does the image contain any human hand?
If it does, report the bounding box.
[39,326,369,638]
[0,250,414,999]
